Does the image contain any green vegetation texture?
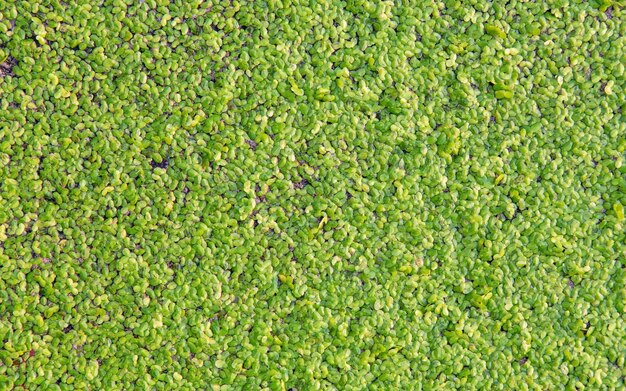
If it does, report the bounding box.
[0,0,625,390]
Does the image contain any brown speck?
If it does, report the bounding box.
[0,56,16,77]
[246,139,257,150]
[605,6,613,19]
[150,158,169,169]
[567,279,574,288]
[519,357,528,365]
[294,179,309,190]
[42,258,51,264]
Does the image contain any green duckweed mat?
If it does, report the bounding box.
[0,0,625,389]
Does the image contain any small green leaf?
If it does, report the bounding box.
[485,24,507,39]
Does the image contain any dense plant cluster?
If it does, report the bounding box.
[0,0,625,389]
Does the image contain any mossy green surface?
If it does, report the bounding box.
[1,0,625,389]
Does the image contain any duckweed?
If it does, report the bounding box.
[0,0,625,390]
